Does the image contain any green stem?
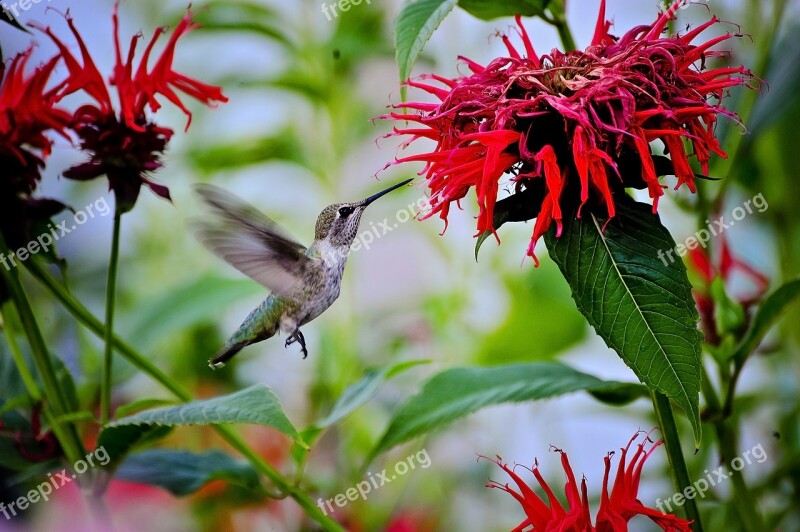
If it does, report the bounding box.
[651,392,703,531]
[27,260,345,532]
[0,237,85,465]
[101,210,122,424]
[712,421,765,531]
[555,22,576,52]
[1,302,42,402]
[548,14,577,52]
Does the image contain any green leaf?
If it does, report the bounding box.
[96,425,173,468]
[733,279,800,365]
[184,0,291,47]
[314,360,429,429]
[114,398,179,419]
[589,382,650,406]
[371,362,637,458]
[544,198,703,444]
[477,262,586,364]
[116,449,262,496]
[107,384,301,443]
[395,0,458,96]
[457,0,549,20]
[187,130,307,174]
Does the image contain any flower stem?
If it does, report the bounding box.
[0,237,85,466]
[555,21,577,52]
[27,260,345,532]
[101,209,122,424]
[1,302,42,401]
[651,391,703,531]
[712,421,765,531]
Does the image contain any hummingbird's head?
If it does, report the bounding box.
[314,179,413,247]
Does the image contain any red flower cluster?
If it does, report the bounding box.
[32,5,228,212]
[384,0,754,263]
[0,47,70,248]
[487,433,691,531]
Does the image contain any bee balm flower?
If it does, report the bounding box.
[384,0,755,264]
[487,433,692,531]
[33,5,228,213]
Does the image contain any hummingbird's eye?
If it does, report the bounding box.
[338,206,354,217]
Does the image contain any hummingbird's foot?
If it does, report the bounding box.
[285,328,308,359]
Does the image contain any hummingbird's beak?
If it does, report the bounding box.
[360,179,413,207]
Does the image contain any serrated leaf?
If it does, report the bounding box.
[116,449,262,496]
[371,362,637,458]
[114,398,178,419]
[395,0,458,97]
[314,360,429,429]
[544,198,702,445]
[106,384,301,443]
[733,279,800,365]
[96,424,173,469]
[457,0,549,20]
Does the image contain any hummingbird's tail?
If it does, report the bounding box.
[209,342,247,369]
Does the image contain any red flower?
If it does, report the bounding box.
[0,46,70,248]
[688,235,768,344]
[383,0,755,264]
[0,403,62,463]
[487,433,692,532]
[33,5,228,213]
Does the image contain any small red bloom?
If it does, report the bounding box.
[688,234,768,344]
[33,5,228,213]
[384,0,755,264]
[0,403,62,463]
[0,46,70,249]
[487,433,692,532]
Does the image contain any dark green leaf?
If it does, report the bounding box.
[589,382,650,406]
[116,449,262,496]
[106,384,301,443]
[395,0,458,95]
[371,362,637,458]
[457,0,549,20]
[733,279,800,365]
[545,198,703,444]
[96,424,173,468]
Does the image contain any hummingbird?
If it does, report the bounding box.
[195,179,413,368]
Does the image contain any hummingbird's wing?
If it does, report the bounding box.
[194,184,313,297]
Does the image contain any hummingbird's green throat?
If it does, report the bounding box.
[195,179,413,368]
